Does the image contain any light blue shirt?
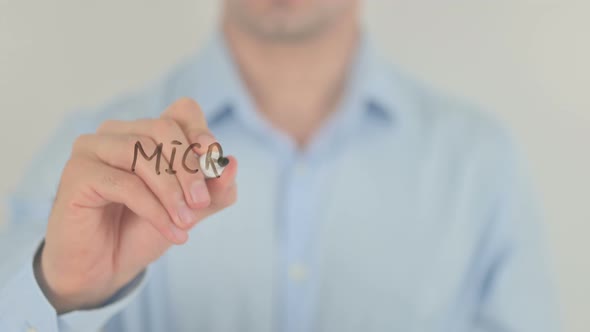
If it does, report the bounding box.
[0,32,559,332]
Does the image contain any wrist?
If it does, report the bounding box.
[33,243,142,314]
[33,242,101,314]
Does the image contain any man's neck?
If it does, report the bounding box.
[222,10,360,147]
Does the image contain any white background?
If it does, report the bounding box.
[0,1,588,330]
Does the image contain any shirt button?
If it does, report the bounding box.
[289,263,308,282]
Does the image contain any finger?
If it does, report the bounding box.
[189,155,239,222]
[73,133,199,230]
[205,155,238,204]
[161,99,232,187]
[65,157,187,244]
[97,118,211,212]
[159,98,221,157]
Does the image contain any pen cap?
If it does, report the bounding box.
[199,150,227,179]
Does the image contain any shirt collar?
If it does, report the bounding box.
[344,33,399,123]
[167,30,402,127]
[162,30,250,126]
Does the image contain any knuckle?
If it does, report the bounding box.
[153,118,178,134]
[71,134,92,154]
[167,97,205,121]
[99,171,122,190]
[63,155,88,173]
[96,119,119,134]
[61,157,93,189]
[100,171,140,193]
[103,175,120,191]
[127,135,154,151]
[194,111,206,124]
[129,135,162,174]
[173,97,201,112]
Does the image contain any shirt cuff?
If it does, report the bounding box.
[0,240,149,332]
[0,254,59,332]
[58,269,148,331]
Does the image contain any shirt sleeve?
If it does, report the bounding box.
[0,107,152,331]
[470,132,561,331]
[0,231,149,332]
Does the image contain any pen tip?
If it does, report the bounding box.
[217,157,229,167]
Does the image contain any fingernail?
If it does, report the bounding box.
[170,225,187,243]
[177,203,195,226]
[191,180,211,207]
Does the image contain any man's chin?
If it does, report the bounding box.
[237,14,337,43]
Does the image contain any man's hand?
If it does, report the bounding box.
[34,98,238,313]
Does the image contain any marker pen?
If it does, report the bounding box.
[199,150,230,179]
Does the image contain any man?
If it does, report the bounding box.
[0,0,559,331]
